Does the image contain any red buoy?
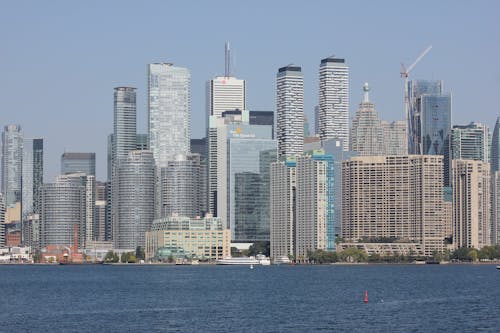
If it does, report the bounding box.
[364,290,368,303]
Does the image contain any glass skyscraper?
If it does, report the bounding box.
[148,63,190,167]
[1,125,23,207]
[22,138,43,218]
[408,80,451,185]
[228,124,277,241]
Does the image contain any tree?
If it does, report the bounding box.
[338,247,368,263]
[135,246,145,261]
[248,241,270,256]
[120,251,136,263]
[104,250,119,263]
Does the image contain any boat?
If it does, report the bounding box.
[216,256,260,265]
[273,255,291,265]
[496,266,500,270]
[256,254,271,266]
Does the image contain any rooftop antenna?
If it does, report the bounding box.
[225,41,231,77]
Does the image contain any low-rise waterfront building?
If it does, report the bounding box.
[145,215,230,261]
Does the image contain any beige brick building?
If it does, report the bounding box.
[452,160,490,249]
[342,155,450,256]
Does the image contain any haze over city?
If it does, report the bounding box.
[1,0,498,180]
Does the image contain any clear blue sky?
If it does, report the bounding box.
[1,0,499,181]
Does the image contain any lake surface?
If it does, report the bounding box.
[0,264,498,332]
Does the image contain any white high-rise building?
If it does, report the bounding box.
[206,76,246,119]
[318,57,349,150]
[148,63,190,167]
[2,125,23,207]
[276,65,304,158]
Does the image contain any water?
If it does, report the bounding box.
[0,264,499,332]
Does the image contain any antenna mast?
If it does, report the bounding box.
[225,41,231,77]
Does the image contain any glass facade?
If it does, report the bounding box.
[1,125,23,207]
[148,63,190,167]
[227,124,277,241]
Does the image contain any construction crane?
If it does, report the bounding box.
[401,45,432,153]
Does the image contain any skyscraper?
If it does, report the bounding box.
[491,117,500,173]
[113,87,138,163]
[452,160,490,249]
[270,158,296,260]
[451,122,489,162]
[276,65,304,158]
[160,154,202,218]
[61,152,96,176]
[114,150,154,250]
[148,63,190,167]
[407,80,452,184]
[318,57,349,150]
[1,125,23,207]
[491,117,500,244]
[0,194,5,246]
[207,76,246,120]
[295,151,335,260]
[381,121,407,155]
[22,138,43,218]
[342,155,449,256]
[40,180,86,249]
[349,83,384,156]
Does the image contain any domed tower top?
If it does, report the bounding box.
[363,82,370,103]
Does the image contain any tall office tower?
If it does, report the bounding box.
[270,158,296,259]
[0,193,5,246]
[207,111,277,240]
[294,151,335,261]
[276,65,304,158]
[61,152,96,176]
[114,150,154,250]
[349,83,383,156]
[407,80,452,184]
[452,160,490,249]
[249,111,274,137]
[160,154,201,218]
[2,125,23,207]
[342,155,449,256]
[148,63,190,167]
[207,110,246,217]
[113,87,137,163]
[451,122,489,162]
[40,179,85,249]
[408,80,443,153]
[381,121,407,155]
[207,76,246,119]
[22,138,43,218]
[318,57,349,150]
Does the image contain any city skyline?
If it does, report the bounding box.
[0,1,498,180]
